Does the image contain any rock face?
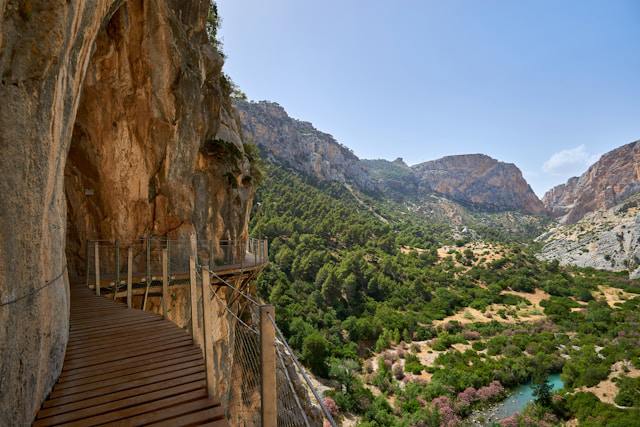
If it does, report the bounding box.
[538,194,640,278]
[234,100,375,191]
[412,154,547,214]
[0,1,255,424]
[543,141,640,224]
[237,100,546,215]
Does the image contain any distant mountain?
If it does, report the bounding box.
[412,154,547,215]
[236,99,546,216]
[234,100,375,191]
[543,140,640,224]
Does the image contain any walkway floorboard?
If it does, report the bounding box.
[34,283,228,427]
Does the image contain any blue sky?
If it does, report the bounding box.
[217,0,640,196]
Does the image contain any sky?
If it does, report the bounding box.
[217,0,640,197]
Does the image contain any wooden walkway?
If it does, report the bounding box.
[34,283,228,427]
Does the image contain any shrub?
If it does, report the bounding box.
[404,353,426,374]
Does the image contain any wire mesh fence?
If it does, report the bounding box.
[269,315,337,427]
[225,303,263,427]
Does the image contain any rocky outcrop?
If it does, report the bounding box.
[361,157,420,199]
[543,141,640,224]
[411,154,547,214]
[538,194,640,278]
[0,1,255,424]
[234,100,375,191]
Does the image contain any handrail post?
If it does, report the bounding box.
[189,233,203,352]
[201,267,216,398]
[142,236,151,311]
[127,246,133,308]
[85,241,90,288]
[162,248,169,318]
[260,304,277,427]
[114,240,120,300]
[95,242,101,296]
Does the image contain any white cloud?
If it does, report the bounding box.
[542,145,600,176]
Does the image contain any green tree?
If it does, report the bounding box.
[302,332,329,377]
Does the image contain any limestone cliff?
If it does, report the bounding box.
[234,100,375,191]
[411,154,547,215]
[237,100,546,216]
[543,141,640,224]
[0,1,255,424]
[537,194,640,279]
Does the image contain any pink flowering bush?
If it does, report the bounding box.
[457,386,478,406]
[322,396,338,417]
[499,415,519,427]
[477,381,505,401]
[431,396,461,426]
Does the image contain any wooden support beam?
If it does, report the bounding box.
[94,242,101,296]
[200,267,215,398]
[260,304,277,427]
[85,241,90,288]
[142,237,151,311]
[162,248,169,318]
[189,256,202,352]
[127,247,133,308]
[114,240,120,300]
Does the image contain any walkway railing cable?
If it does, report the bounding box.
[268,313,338,427]
[0,265,67,307]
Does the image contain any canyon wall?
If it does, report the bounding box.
[0,1,255,424]
[235,100,375,191]
[543,141,640,224]
[412,154,547,215]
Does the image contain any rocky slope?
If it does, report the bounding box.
[411,154,547,215]
[361,157,420,199]
[537,194,640,279]
[235,100,375,191]
[237,100,547,216]
[543,141,640,224]
[0,1,254,424]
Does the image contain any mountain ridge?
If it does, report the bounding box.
[236,99,546,216]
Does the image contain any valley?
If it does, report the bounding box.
[240,99,640,426]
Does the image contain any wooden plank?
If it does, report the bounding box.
[53,352,203,391]
[58,389,210,427]
[37,372,206,419]
[66,323,179,348]
[34,379,206,426]
[43,365,204,407]
[145,405,226,427]
[58,347,201,383]
[65,330,188,357]
[66,326,185,350]
[61,336,194,371]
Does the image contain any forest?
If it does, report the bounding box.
[250,162,640,426]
